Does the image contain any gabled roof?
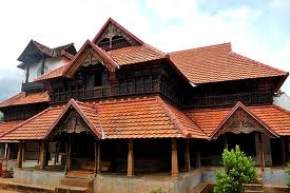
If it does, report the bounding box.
[185,102,290,137]
[169,42,288,84]
[92,18,143,45]
[0,96,208,141]
[17,40,77,66]
[62,40,119,78]
[210,102,278,138]
[45,99,102,138]
[0,91,49,109]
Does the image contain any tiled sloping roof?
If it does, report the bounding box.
[0,106,64,140]
[36,64,67,81]
[0,97,207,140]
[96,96,207,139]
[0,121,22,136]
[0,92,49,108]
[185,104,290,137]
[107,44,165,66]
[36,44,164,81]
[169,43,287,84]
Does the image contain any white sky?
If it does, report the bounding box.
[0,0,289,99]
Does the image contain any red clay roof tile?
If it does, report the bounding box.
[169,43,287,84]
[185,103,290,137]
[0,121,22,136]
[0,96,208,140]
[0,92,49,108]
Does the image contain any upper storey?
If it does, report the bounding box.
[1,18,288,111]
[17,40,77,89]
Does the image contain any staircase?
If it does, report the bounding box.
[55,176,94,193]
[244,183,264,193]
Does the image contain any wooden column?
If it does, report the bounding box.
[94,141,98,174]
[281,137,286,165]
[97,141,101,174]
[21,143,25,162]
[16,142,23,168]
[184,139,191,172]
[127,139,134,177]
[196,151,201,168]
[171,139,179,177]
[224,135,228,149]
[285,137,289,163]
[39,141,48,170]
[4,143,8,160]
[260,134,265,171]
[65,136,72,173]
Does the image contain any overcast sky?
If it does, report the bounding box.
[0,0,289,100]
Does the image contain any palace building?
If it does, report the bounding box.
[0,18,289,193]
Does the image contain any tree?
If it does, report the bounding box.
[286,163,290,186]
[214,145,257,193]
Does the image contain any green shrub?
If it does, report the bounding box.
[214,145,257,193]
[286,163,290,186]
[150,188,166,193]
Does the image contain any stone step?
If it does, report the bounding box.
[55,185,87,193]
[60,177,93,188]
[244,183,263,191]
[245,190,264,193]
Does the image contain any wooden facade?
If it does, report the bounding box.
[0,18,289,180]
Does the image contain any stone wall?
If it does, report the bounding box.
[13,168,64,188]
[94,169,202,193]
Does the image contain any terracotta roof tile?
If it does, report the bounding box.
[0,121,22,136]
[0,106,64,140]
[169,43,287,84]
[0,97,207,140]
[185,104,290,137]
[0,92,49,108]
[107,44,165,66]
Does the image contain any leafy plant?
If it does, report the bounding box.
[286,163,290,186]
[151,188,166,193]
[214,145,257,193]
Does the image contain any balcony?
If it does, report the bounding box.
[21,82,44,92]
[191,92,273,108]
[51,79,165,104]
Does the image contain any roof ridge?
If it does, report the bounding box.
[169,42,232,55]
[230,52,288,75]
[98,96,157,105]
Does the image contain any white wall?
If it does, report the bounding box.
[24,57,66,82]
[274,93,290,111]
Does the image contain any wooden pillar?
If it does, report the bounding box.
[127,139,134,177]
[65,135,72,173]
[196,151,201,168]
[171,139,179,177]
[224,135,228,149]
[260,134,265,171]
[16,142,23,168]
[281,137,286,165]
[39,141,48,170]
[21,143,25,162]
[184,139,191,172]
[97,141,101,174]
[94,141,98,174]
[4,143,8,160]
[285,137,289,163]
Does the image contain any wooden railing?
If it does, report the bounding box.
[191,92,273,108]
[21,81,44,92]
[51,79,166,104]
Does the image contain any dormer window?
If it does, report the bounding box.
[98,35,131,51]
